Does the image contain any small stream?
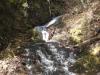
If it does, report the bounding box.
[24,16,77,75]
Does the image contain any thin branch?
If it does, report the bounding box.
[47,0,52,16]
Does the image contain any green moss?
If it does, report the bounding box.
[72,52,100,73]
[31,29,41,40]
[70,28,83,43]
[90,44,100,55]
[0,50,15,59]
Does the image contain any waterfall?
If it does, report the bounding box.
[24,16,77,75]
[24,48,33,75]
[34,15,63,42]
[44,15,62,27]
[41,29,49,42]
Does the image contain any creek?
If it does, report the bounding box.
[24,16,77,75]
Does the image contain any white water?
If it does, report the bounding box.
[34,15,62,42]
[36,42,76,75]
[25,16,76,75]
[41,29,49,42]
[25,48,33,75]
[44,15,62,27]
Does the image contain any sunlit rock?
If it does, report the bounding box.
[90,43,100,55]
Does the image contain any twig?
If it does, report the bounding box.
[47,0,52,16]
[76,34,100,48]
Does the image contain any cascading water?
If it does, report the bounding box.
[24,16,77,75]
[24,48,33,75]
